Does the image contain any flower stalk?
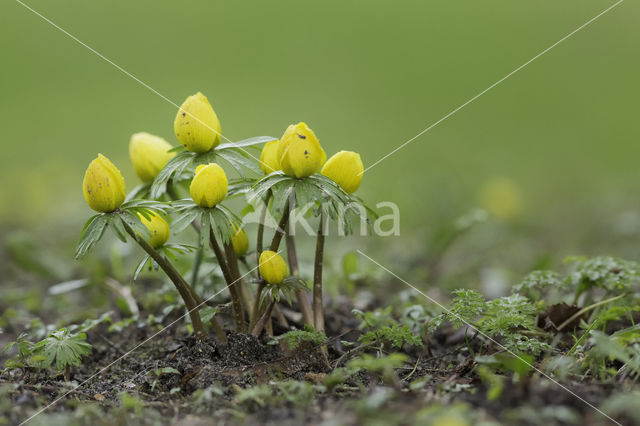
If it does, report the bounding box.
[209,228,246,332]
[123,222,207,340]
[286,220,314,326]
[250,200,291,329]
[251,300,276,337]
[256,196,270,254]
[313,211,327,335]
[223,239,249,330]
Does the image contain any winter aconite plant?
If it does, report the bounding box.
[76,91,374,344]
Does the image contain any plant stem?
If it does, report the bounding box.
[223,241,248,332]
[249,282,265,331]
[185,284,227,343]
[313,212,327,334]
[209,229,246,332]
[163,188,225,342]
[250,198,291,329]
[269,199,291,252]
[566,319,599,356]
[124,223,206,340]
[333,341,376,367]
[251,300,275,336]
[286,225,314,326]
[239,281,254,320]
[273,304,289,327]
[256,194,271,254]
[190,247,204,287]
[558,293,626,331]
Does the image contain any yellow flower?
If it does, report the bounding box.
[278,122,326,178]
[479,177,523,221]
[231,224,249,256]
[259,250,288,285]
[174,92,221,153]
[189,163,228,208]
[129,132,175,182]
[259,140,281,174]
[138,212,170,248]
[321,151,363,194]
[82,154,126,213]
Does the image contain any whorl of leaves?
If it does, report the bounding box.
[75,200,168,259]
[249,172,377,235]
[34,328,92,370]
[150,137,276,199]
[259,276,310,308]
[171,199,242,247]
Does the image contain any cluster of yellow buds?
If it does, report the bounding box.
[258,122,364,194]
[81,92,232,250]
[78,89,374,342]
[82,153,170,248]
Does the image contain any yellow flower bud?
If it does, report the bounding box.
[278,122,326,178]
[82,154,126,213]
[189,163,228,208]
[138,212,170,248]
[174,92,221,153]
[259,140,281,174]
[479,177,522,221]
[321,151,364,194]
[231,224,249,257]
[129,132,175,182]
[259,250,288,285]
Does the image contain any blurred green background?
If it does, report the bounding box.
[1,0,639,272]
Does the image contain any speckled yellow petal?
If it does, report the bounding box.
[174,92,221,153]
[82,154,126,213]
[278,122,326,178]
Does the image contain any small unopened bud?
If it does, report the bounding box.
[129,132,175,182]
[259,250,287,285]
[321,151,363,194]
[138,212,170,248]
[259,140,281,174]
[189,163,228,208]
[231,224,249,257]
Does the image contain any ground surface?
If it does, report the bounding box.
[1,295,635,426]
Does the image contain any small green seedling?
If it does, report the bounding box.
[34,328,92,381]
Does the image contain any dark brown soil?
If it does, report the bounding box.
[0,305,632,426]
